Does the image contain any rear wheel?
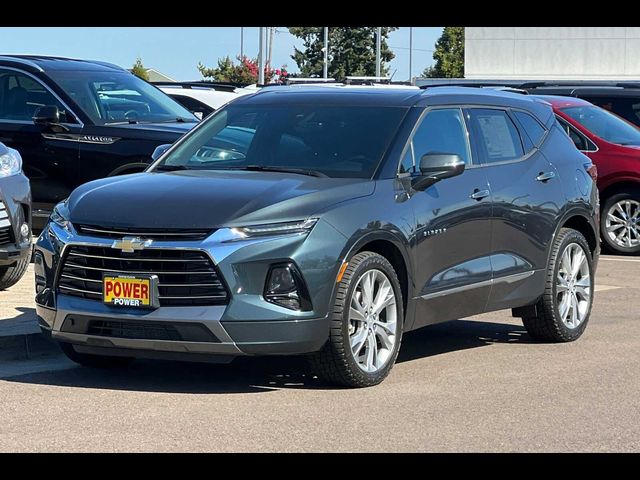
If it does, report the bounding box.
[521,228,593,342]
[59,342,134,368]
[309,251,404,388]
[0,254,30,290]
[601,191,640,255]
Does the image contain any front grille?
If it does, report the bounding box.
[0,200,13,246]
[57,245,229,306]
[74,224,212,241]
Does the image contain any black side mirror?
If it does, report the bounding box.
[151,144,172,161]
[33,105,61,126]
[412,153,465,191]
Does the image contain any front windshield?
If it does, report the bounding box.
[47,70,197,125]
[152,104,407,179]
[561,105,640,146]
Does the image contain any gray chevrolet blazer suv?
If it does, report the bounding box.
[35,86,600,387]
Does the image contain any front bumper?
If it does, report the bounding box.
[35,220,342,359]
[0,173,32,267]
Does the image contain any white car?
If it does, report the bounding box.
[155,82,259,119]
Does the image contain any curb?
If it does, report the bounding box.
[0,332,60,361]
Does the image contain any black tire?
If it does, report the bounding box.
[59,342,134,368]
[308,251,404,388]
[600,190,640,255]
[0,254,30,290]
[521,228,594,342]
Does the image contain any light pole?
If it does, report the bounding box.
[375,27,381,78]
[323,27,328,79]
[258,27,265,84]
[240,27,244,59]
[409,27,413,83]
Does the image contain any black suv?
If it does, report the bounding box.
[36,86,599,387]
[0,55,198,228]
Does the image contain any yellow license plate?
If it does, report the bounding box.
[103,275,156,308]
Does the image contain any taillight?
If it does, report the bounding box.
[584,163,598,183]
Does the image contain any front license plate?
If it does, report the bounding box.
[103,274,158,309]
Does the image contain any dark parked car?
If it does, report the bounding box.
[35,86,599,387]
[0,142,31,289]
[536,95,640,254]
[0,55,198,228]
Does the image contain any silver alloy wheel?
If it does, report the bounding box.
[348,269,398,373]
[556,242,591,329]
[605,199,640,248]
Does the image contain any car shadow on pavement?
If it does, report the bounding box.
[3,319,533,393]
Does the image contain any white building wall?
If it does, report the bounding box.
[465,27,640,79]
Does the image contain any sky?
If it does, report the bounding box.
[0,27,442,82]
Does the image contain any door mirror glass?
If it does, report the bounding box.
[151,144,172,161]
[412,153,465,190]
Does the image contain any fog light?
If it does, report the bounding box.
[264,263,312,311]
[20,222,29,240]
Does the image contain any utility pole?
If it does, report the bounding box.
[323,27,328,79]
[375,27,382,77]
[267,27,275,70]
[409,27,413,83]
[240,27,244,59]
[258,27,265,85]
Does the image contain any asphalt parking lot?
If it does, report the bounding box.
[0,255,638,452]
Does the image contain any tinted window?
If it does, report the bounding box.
[0,69,70,122]
[556,116,597,152]
[580,95,640,127]
[561,105,640,146]
[47,70,197,125]
[469,109,524,163]
[155,104,407,179]
[513,110,546,147]
[411,108,471,165]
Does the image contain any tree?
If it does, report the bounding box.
[197,56,288,84]
[131,57,149,81]
[288,27,397,80]
[422,27,465,78]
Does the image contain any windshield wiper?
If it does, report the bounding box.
[153,164,190,172]
[233,165,328,178]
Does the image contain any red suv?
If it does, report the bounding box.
[535,95,640,255]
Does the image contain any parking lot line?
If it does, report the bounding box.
[595,284,622,292]
[600,256,640,263]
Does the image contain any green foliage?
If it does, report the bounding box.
[197,56,288,84]
[422,27,465,78]
[288,27,397,80]
[131,57,149,81]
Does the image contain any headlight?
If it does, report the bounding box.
[232,218,318,238]
[0,147,22,178]
[50,201,70,230]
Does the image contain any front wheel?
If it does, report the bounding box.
[309,251,404,388]
[521,228,594,342]
[601,192,640,255]
[0,254,30,290]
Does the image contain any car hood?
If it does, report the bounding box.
[67,171,374,230]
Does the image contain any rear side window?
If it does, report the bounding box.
[468,109,524,163]
[513,110,546,147]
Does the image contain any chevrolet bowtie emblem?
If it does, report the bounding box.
[112,236,153,253]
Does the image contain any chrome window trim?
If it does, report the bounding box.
[0,66,84,127]
[0,56,45,72]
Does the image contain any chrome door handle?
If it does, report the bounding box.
[536,171,556,182]
[470,189,490,200]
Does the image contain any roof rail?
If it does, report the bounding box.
[152,81,245,92]
[345,76,392,85]
[284,77,339,85]
[0,55,44,72]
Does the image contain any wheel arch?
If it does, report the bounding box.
[552,210,599,261]
[599,179,640,203]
